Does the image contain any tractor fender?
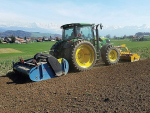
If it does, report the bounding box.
[100,43,113,61]
[100,43,113,52]
[63,40,84,49]
[63,42,73,48]
[51,43,57,49]
[51,40,64,49]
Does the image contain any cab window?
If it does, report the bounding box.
[62,27,74,40]
[77,26,93,40]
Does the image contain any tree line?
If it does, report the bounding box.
[0,35,16,43]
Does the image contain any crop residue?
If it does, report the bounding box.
[0,48,23,54]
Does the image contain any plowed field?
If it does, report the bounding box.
[0,59,150,113]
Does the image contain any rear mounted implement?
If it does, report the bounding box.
[13,54,69,82]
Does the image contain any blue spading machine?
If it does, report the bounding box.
[13,53,69,82]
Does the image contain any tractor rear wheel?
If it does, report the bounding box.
[101,45,120,65]
[67,40,97,71]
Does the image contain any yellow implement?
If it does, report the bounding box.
[116,44,140,62]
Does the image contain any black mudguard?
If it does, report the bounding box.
[46,56,63,77]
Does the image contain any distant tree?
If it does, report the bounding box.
[113,35,117,39]
[10,35,15,43]
[123,35,126,39]
[4,37,8,41]
[42,36,46,41]
[106,34,111,39]
[24,37,27,40]
[49,36,52,41]
[0,40,2,43]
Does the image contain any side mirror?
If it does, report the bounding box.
[100,23,103,29]
[96,24,99,29]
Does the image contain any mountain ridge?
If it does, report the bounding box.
[0,30,61,38]
[0,23,150,37]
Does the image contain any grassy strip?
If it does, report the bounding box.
[0,55,33,76]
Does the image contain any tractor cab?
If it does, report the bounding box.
[61,23,110,48]
[61,23,111,55]
[61,23,94,41]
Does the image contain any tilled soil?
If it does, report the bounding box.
[0,59,150,113]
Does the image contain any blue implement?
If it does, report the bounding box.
[13,57,69,82]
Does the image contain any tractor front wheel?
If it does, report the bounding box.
[101,45,120,65]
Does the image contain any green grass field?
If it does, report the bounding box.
[0,42,55,59]
[144,36,150,41]
[0,41,55,75]
[0,40,150,75]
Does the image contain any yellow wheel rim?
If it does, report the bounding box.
[75,45,94,68]
[109,50,118,62]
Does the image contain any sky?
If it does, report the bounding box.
[0,0,150,32]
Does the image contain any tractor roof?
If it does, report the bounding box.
[61,23,94,29]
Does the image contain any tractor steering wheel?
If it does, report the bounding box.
[77,33,81,37]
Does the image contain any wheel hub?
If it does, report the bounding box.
[76,45,94,68]
[109,50,117,61]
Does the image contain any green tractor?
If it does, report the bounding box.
[50,23,120,71]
